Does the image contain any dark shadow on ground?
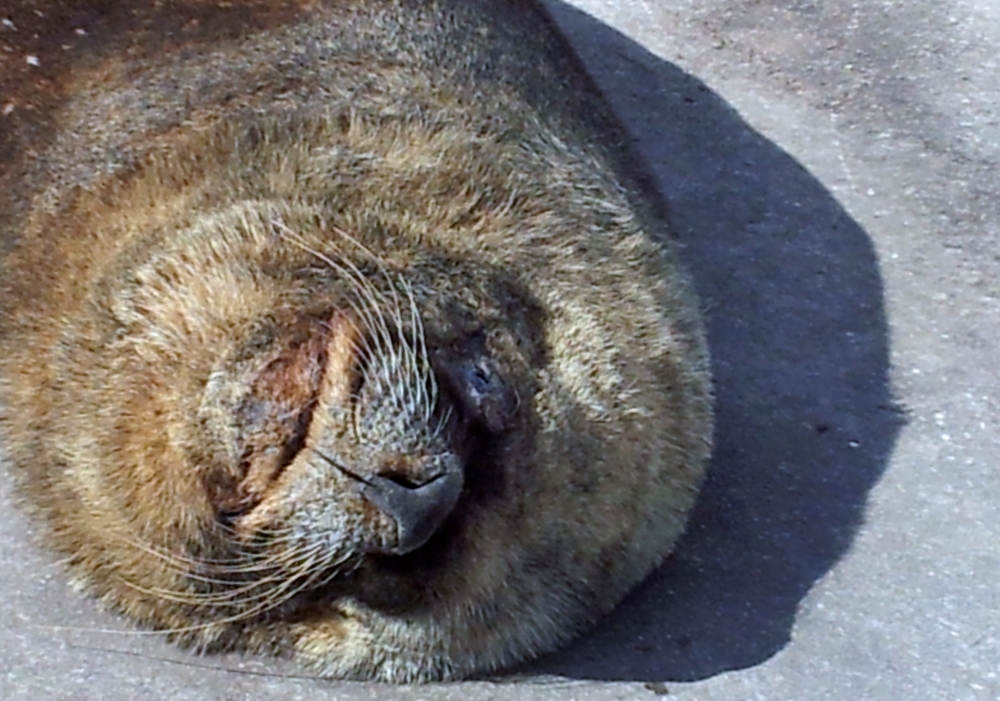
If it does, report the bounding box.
[525,0,904,683]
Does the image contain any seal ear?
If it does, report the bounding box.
[434,331,518,435]
[206,314,334,520]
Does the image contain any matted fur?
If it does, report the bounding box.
[0,0,713,682]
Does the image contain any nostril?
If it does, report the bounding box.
[374,454,444,491]
[379,472,439,491]
[362,468,463,555]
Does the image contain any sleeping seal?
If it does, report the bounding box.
[0,0,712,681]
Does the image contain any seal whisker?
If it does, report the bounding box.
[125,541,333,617]
[330,225,421,416]
[114,535,262,574]
[272,221,407,418]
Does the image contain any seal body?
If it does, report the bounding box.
[0,0,713,682]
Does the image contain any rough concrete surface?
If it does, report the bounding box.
[2,1,997,699]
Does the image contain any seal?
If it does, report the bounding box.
[0,0,713,682]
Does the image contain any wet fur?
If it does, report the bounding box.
[0,0,713,682]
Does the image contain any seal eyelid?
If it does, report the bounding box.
[433,337,517,436]
[468,363,500,397]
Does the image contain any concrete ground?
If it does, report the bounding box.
[2,1,997,699]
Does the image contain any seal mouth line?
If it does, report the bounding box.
[309,446,374,487]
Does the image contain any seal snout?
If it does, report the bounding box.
[362,463,463,555]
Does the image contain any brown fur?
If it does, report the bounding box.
[0,0,713,682]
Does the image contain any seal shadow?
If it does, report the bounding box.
[524,1,905,683]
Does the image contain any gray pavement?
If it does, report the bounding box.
[2,1,997,699]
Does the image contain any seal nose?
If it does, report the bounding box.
[362,467,463,555]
